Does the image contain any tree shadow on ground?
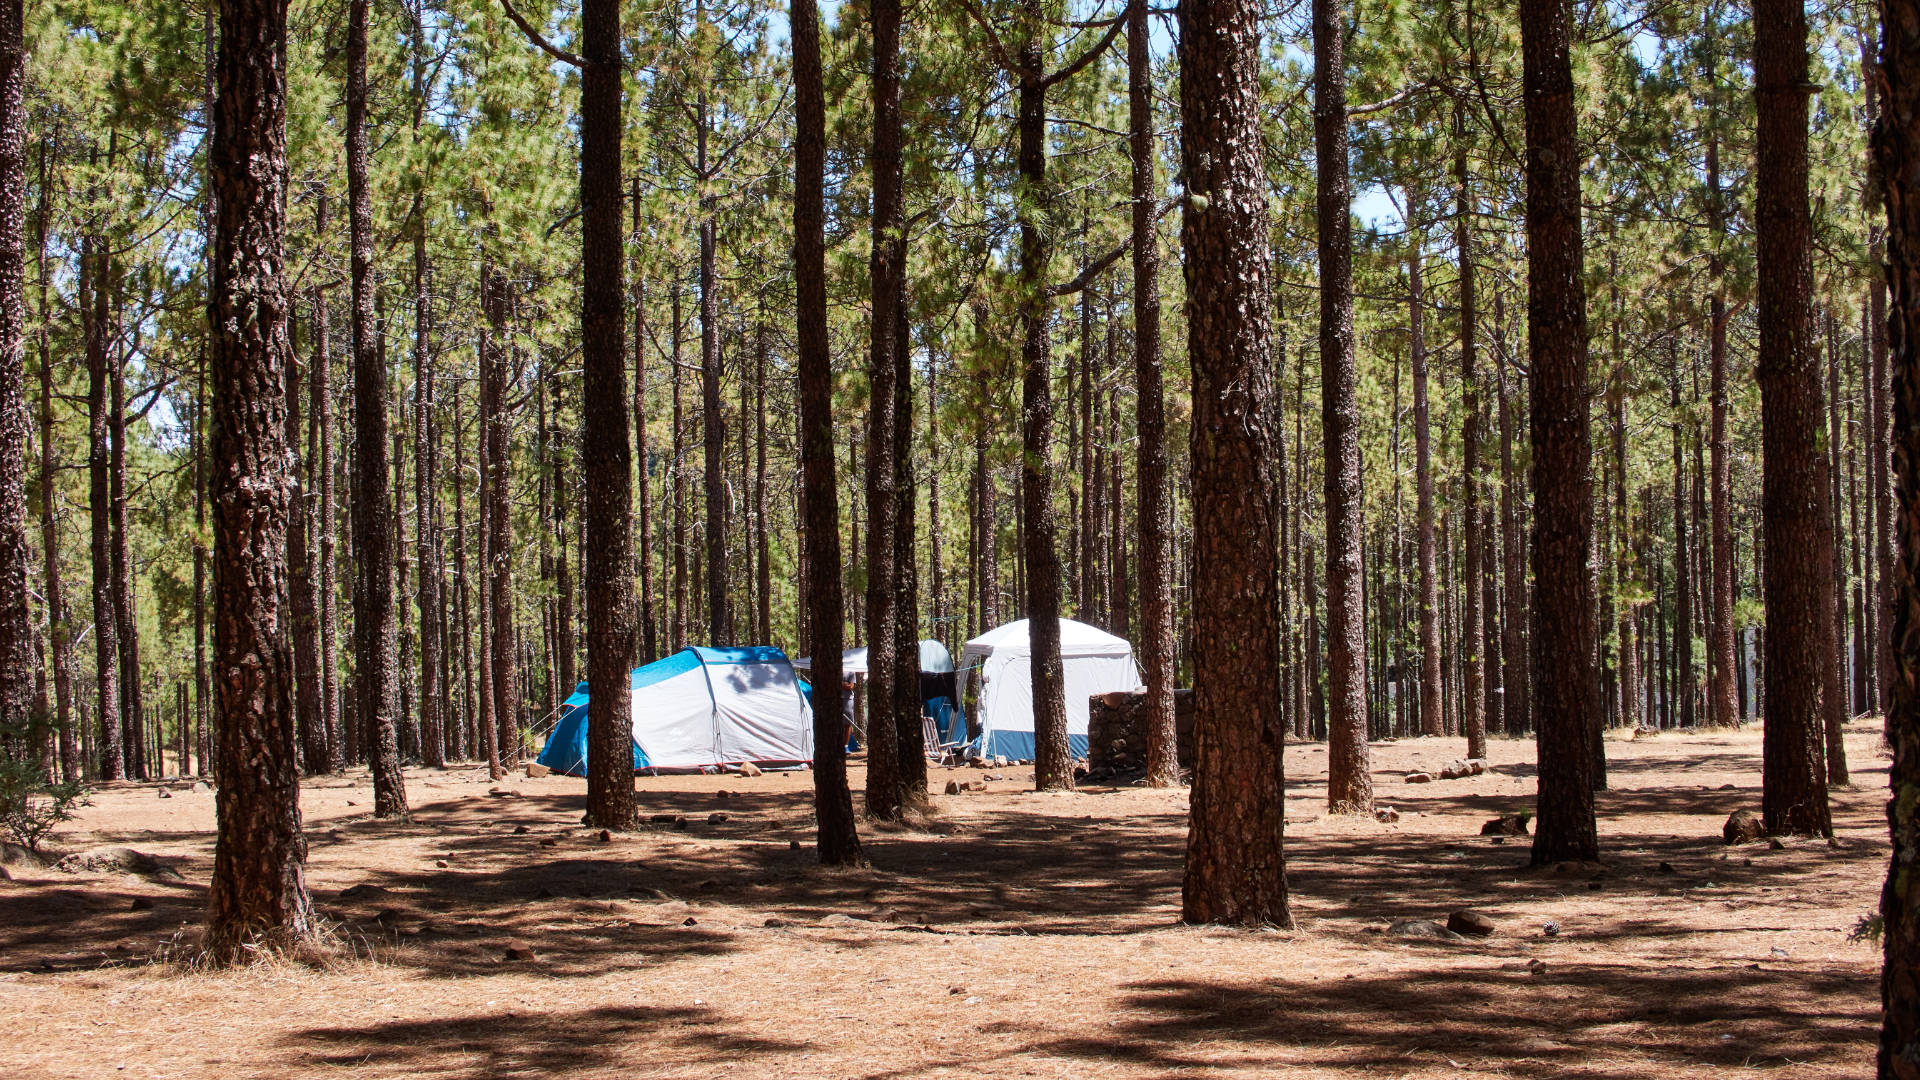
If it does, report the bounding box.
[284,1003,811,1078]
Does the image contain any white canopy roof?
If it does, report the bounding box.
[961,618,1133,660]
[794,639,954,675]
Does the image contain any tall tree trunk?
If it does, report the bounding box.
[1875,0,1920,1059]
[483,264,517,771]
[349,0,408,817]
[1315,0,1370,812]
[892,276,924,798]
[1410,237,1442,740]
[793,0,861,864]
[864,0,904,819]
[1130,0,1175,787]
[414,253,443,767]
[579,0,637,830]
[1522,0,1599,864]
[755,321,771,645]
[1671,344,1695,733]
[633,216,657,664]
[696,8,729,647]
[1456,106,1487,757]
[1495,296,1529,736]
[204,0,317,956]
[1823,316,1850,784]
[1179,0,1290,928]
[33,147,74,779]
[288,307,323,773]
[1753,0,1833,838]
[84,229,122,780]
[1706,133,1740,728]
[671,286,688,652]
[0,0,26,753]
[110,304,143,777]
[311,260,341,771]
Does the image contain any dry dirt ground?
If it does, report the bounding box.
[0,721,1888,1079]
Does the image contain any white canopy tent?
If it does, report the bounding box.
[958,618,1141,761]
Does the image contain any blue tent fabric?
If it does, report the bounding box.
[535,647,810,777]
[963,730,1088,762]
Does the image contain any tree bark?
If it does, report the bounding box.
[793,0,862,865]
[0,0,26,752]
[288,306,323,773]
[1706,114,1740,729]
[863,0,904,819]
[204,0,317,957]
[349,0,408,817]
[1315,0,1370,812]
[578,0,637,829]
[1521,0,1599,864]
[483,265,518,770]
[1178,0,1290,928]
[1823,316,1850,785]
[1753,0,1833,838]
[1875,0,1920,1059]
[1131,0,1176,789]
[33,147,74,779]
[109,297,143,777]
[695,7,729,647]
[1410,237,1442,741]
[84,228,122,780]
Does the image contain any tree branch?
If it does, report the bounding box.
[1046,197,1178,297]
[497,0,583,69]
[953,0,1034,80]
[1042,9,1126,90]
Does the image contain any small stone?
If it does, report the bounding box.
[944,780,965,795]
[525,762,551,778]
[514,825,530,835]
[488,787,521,799]
[1439,759,1474,780]
[649,814,678,825]
[157,788,171,799]
[1724,809,1765,845]
[340,883,388,900]
[1446,909,1497,937]
[763,917,789,928]
[129,897,154,911]
[1374,807,1400,823]
[703,813,727,825]
[539,837,559,848]
[503,940,537,961]
[1405,772,1434,784]
[737,762,763,778]
[597,829,612,842]
[716,790,731,800]
[1527,958,1547,975]
[949,985,967,995]
[435,859,449,868]
[819,913,867,927]
[789,839,802,851]
[682,917,698,927]
[1768,837,1785,851]
[1658,861,1676,873]
[192,781,210,792]
[1542,921,1561,937]
[345,800,358,806]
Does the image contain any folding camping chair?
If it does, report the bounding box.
[922,715,966,766]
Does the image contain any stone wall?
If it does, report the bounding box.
[1086,689,1194,778]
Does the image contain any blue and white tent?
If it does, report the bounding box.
[958,619,1141,762]
[536,646,815,776]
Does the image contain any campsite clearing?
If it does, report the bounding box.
[0,723,1882,1078]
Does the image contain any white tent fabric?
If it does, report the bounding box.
[535,646,814,775]
[794,639,953,676]
[958,619,1141,761]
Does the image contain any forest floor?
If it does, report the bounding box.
[0,721,1886,1079]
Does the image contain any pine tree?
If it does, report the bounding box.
[1179,0,1290,927]
[203,0,317,959]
